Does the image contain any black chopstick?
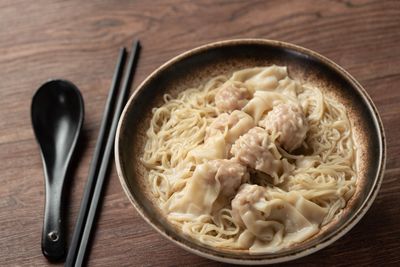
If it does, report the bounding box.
[73,40,141,267]
[65,48,127,267]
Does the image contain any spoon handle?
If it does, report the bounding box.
[41,168,66,261]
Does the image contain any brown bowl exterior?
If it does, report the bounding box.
[115,39,386,265]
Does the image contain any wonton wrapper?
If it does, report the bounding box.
[231,127,284,184]
[231,65,287,91]
[206,110,254,144]
[165,159,249,221]
[232,184,327,253]
[215,81,253,112]
[258,103,308,152]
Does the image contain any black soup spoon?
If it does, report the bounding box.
[31,80,84,261]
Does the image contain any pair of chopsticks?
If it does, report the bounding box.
[65,40,141,267]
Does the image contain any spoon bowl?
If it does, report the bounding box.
[31,79,84,261]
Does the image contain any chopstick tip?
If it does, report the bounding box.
[132,39,141,50]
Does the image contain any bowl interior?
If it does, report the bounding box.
[115,40,384,263]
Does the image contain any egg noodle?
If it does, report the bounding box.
[142,66,357,253]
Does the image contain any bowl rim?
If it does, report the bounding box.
[115,38,386,265]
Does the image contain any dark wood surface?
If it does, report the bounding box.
[1,0,399,266]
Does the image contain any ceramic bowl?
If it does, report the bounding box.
[115,39,386,265]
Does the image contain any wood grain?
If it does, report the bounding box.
[0,0,399,266]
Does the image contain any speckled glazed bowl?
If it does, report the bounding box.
[115,39,386,265]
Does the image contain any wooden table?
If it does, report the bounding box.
[1,0,399,266]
